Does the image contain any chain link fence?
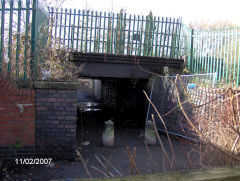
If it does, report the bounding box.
[146,72,218,140]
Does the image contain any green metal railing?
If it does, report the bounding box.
[186,27,240,87]
[48,8,183,58]
[0,0,48,80]
[178,23,191,59]
[3,1,240,87]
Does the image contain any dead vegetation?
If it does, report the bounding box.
[174,74,240,167]
[76,74,240,178]
[1,23,85,87]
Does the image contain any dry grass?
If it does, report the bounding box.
[195,93,240,166]
[175,75,240,167]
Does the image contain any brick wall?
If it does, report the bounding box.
[0,80,78,159]
[0,77,35,158]
[35,86,77,160]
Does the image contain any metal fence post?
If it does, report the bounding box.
[0,0,5,73]
[30,0,37,79]
[189,29,194,71]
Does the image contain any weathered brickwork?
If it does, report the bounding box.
[0,77,35,158]
[35,88,77,159]
[0,79,78,159]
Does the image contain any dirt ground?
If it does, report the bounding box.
[1,120,200,181]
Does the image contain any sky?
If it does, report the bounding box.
[62,0,240,25]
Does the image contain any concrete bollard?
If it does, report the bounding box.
[144,120,156,145]
[102,120,114,146]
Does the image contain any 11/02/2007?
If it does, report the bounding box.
[15,158,52,165]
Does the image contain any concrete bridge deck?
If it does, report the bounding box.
[72,52,184,78]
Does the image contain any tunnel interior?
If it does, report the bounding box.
[102,78,149,129]
[76,78,150,141]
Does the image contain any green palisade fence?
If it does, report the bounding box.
[4,2,240,87]
[186,27,240,87]
[0,0,48,81]
[0,3,183,81]
[48,8,183,58]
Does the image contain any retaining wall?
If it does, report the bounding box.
[0,79,79,160]
[0,77,35,158]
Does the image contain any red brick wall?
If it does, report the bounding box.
[0,77,35,147]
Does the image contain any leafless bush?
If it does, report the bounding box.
[1,24,84,86]
[175,74,240,167]
[37,37,85,82]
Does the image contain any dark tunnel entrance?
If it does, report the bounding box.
[76,78,150,142]
[74,77,197,177]
[101,78,149,129]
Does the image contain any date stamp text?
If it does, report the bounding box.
[15,158,52,165]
